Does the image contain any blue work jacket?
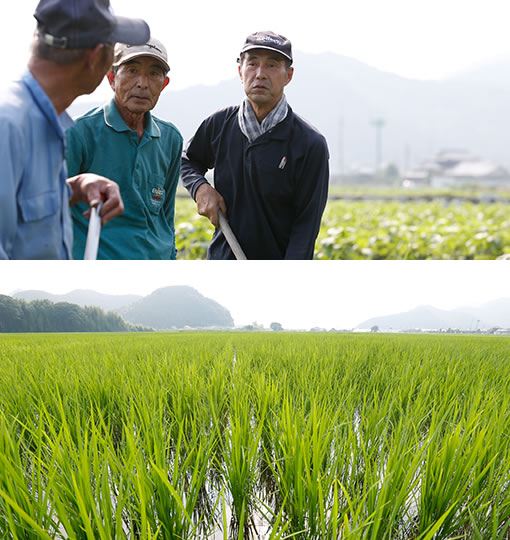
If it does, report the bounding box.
[0,71,73,259]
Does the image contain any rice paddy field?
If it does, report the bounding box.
[174,197,510,260]
[0,331,509,539]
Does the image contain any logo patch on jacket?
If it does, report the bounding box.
[151,187,165,207]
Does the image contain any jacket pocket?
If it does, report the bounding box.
[18,191,58,223]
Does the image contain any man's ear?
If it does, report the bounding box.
[162,76,170,90]
[107,70,115,90]
[285,66,294,86]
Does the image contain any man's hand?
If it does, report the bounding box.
[195,183,227,227]
[67,174,124,225]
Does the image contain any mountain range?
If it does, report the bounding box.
[69,52,510,174]
[357,298,510,331]
[13,286,234,330]
[13,289,141,311]
[10,289,510,332]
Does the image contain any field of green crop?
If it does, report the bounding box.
[1,332,509,539]
[174,197,510,260]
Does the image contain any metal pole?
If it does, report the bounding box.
[84,201,103,260]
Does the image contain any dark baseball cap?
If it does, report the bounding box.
[34,0,150,49]
[239,31,293,63]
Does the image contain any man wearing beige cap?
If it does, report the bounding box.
[67,38,183,259]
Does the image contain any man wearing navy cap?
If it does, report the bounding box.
[0,0,150,259]
[181,31,329,260]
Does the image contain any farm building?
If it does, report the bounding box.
[402,148,510,189]
[431,160,510,188]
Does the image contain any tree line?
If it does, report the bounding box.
[0,295,151,333]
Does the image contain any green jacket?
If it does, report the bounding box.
[67,99,182,259]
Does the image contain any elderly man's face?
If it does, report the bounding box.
[109,56,169,115]
[239,49,293,111]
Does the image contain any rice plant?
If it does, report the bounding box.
[0,332,509,538]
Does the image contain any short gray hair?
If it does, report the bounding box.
[31,35,87,65]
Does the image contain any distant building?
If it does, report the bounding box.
[494,328,510,335]
[432,160,510,189]
[402,148,510,189]
[434,149,476,170]
[402,168,430,189]
[341,162,399,186]
[342,165,377,184]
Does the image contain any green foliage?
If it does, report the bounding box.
[174,197,510,259]
[174,206,214,260]
[0,295,148,333]
[316,200,510,260]
[0,332,509,538]
[0,296,23,332]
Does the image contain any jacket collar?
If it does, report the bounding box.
[23,70,73,139]
[248,105,294,144]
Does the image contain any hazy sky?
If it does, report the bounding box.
[4,0,510,103]
[1,261,509,329]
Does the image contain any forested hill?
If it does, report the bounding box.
[0,295,150,333]
[13,286,235,329]
[119,286,235,329]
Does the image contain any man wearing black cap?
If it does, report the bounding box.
[181,31,329,260]
[0,0,150,259]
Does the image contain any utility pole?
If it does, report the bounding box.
[371,118,385,172]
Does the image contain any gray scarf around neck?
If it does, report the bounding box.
[238,95,288,143]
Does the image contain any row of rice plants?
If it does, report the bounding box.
[232,333,510,538]
[0,332,509,538]
[0,333,234,539]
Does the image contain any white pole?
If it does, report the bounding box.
[218,209,247,260]
[83,201,103,260]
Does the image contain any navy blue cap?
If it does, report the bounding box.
[240,31,293,64]
[34,0,150,49]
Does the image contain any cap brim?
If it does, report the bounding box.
[240,45,292,62]
[109,16,150,46]
[114,51,170,73]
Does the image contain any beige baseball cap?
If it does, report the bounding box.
[113,38,170,73]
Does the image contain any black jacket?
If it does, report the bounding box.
[181,105,329,259]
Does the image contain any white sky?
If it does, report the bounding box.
[4,0,510,102]
[1,261,508,329]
